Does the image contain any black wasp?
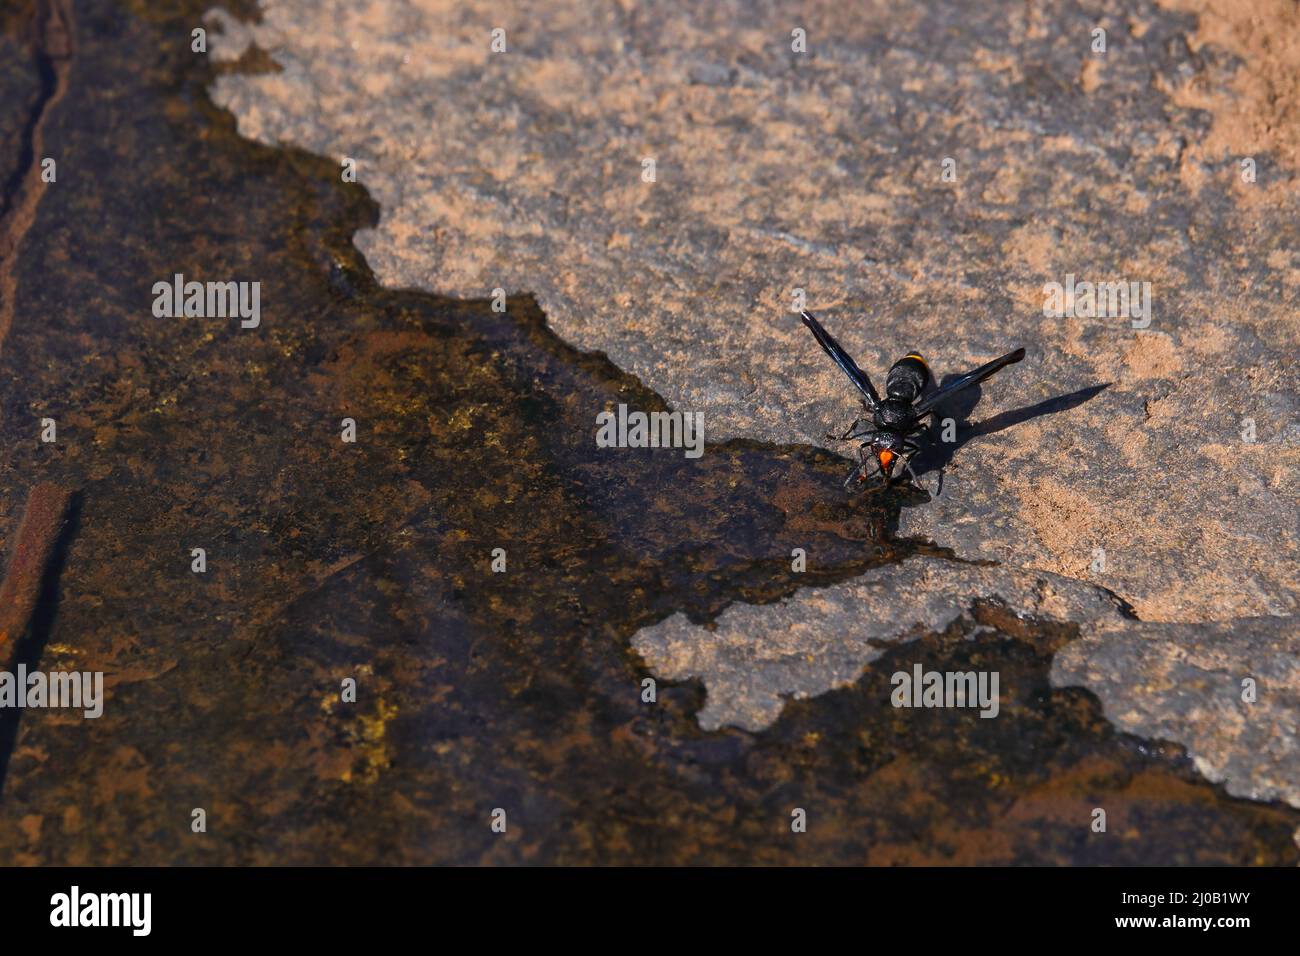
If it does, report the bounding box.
[800,310,1025,490]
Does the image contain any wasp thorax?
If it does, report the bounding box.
[876,400,911,428]
[874,431,903,452]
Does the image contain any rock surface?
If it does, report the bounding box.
[1053,615,1300,808]
[0,0,1295,865]
[0,34,41,203]
[634,554,1128,731]
[208,0,1299,623]
[205,0,1300,810]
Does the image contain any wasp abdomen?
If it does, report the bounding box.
[885,353,929,401]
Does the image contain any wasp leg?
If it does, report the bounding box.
[898,445,933,494]
[828,418,875,442]
[903,457,926,489]
[843,460,866,490]
[844,444,881,490]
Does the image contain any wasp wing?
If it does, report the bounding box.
[909,347,1026,420]
[800,311,881,409]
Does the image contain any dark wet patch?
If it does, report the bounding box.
[753,602,1299,866]
[0,0,1295,864]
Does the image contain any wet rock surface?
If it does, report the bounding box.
[209,0,1300,625]
[1053,615,1300,808]
[205,0,1300,825]
[0,0,1295,864]
[0,0,910,863]
[634,555,1128,731]
[0,31,40,207]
